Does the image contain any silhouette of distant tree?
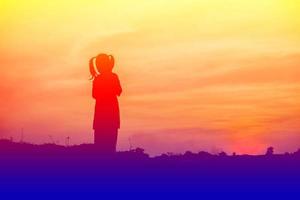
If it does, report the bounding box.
[266,147,274,156]
[219,151,227,157]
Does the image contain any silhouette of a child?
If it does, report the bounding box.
[89,54,122,153]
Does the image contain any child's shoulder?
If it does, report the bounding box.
[111,72,119,79]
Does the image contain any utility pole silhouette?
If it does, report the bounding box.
[20,128,24,143]
[128,137,133,151]
[65,136,70,147]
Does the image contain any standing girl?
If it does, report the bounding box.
[89,53,122,153]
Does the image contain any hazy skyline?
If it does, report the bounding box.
[1,0,300,155]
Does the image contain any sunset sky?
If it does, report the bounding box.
[0,0,300,155]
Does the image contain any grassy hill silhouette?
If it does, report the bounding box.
[1,139,299,198]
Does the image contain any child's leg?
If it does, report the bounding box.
[94,128,118,154]
[109,128,118,153]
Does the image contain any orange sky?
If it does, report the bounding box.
[1,0,300,155]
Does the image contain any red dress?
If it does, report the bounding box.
[92,73,122,130]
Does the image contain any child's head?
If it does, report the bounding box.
[96,53,114,73]
[89,53,115,78]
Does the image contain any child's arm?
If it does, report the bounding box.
[114,74,122,96]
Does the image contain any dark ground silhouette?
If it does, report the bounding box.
[0,139,299,199]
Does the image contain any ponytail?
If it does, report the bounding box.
[89,57,97,80]
[108,55,115,68]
